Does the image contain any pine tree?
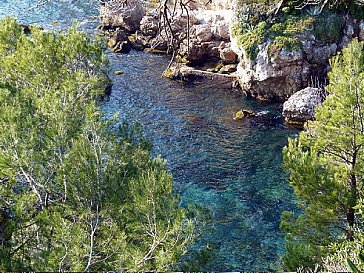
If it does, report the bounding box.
[0,18,198,271]
[281,39,364,270]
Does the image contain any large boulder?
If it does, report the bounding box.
[179,39,221,63]
[108,29,132,53]
[191,24,214,42]
[99,0,145,32]
[140,15,159,37]
[231,33,340,101]
[282,87,325,123]
[170,13,198,33]
[220,46,237,64]
[212,20,230,40]
[232,40,309,101]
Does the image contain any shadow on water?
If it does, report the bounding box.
[1,2,300,270]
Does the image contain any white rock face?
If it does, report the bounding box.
[99,0,145,32]
[187,0,234,11]
[283,87,325,122]
[213,21,230,40]
[140,15,159,36]
[359,20,364,41]
[230,29,344,101]
[231,40,310,100]
[192,24,214,42]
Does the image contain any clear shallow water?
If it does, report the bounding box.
[0,1,299,270]
[104,52,299,270]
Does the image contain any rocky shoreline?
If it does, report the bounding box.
[97,0,364,125]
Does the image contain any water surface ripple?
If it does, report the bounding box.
[0,2,299,270]
[104,52,299,270]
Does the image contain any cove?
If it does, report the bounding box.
[0,0,299,270]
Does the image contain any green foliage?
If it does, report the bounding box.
[232,12,314,59]
[313,11,344,44]
[268,16,315,51]
[233,0,350,60]
[0,18,198,271]
[323,232,364,271]
[347,2,364,20]
[281,39,364,271]
[0,17,22,58]
[235,21,268,60]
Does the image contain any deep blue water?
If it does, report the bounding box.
[0,1,299,270]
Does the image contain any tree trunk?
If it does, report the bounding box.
[346,172,357,241]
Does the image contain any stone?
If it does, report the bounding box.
[114,70,124,75]
[359,20,364,41]
[205,41,221,59]
[213,21,230,40]
[339,35,351,49]
[233,110,244,120]
[219,64,237,74]
[99,0,145,32]
[220,47,237,64]
[309,44,337,64]
[140,15,159,37]
[186,0,234,11]
[345,23,354,38]
[233,109,256,120]
[180,41,208,62]
[192,24,213,42]
[149,35,169,51]
[108,29,132,53]
[282,87,325,123]
[171,13,198,33]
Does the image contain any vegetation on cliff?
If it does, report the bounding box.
[231,0,359,60]
[281,39,364,271]
[0,17,198,271]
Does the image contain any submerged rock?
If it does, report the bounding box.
[282,87,325,123]
[114,70,124,75]
[233,109,256,120]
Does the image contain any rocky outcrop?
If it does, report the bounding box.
[187,0,235,10]
[231,37,338,101]
[99,0,145,32]
[282,87,325,123]
[108,28,132,53]
[140,14,159,37]
[230,15,364,102]
[99,0,238,75]
[177,11,234,65]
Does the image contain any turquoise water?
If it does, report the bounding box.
[0,1,299,270]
